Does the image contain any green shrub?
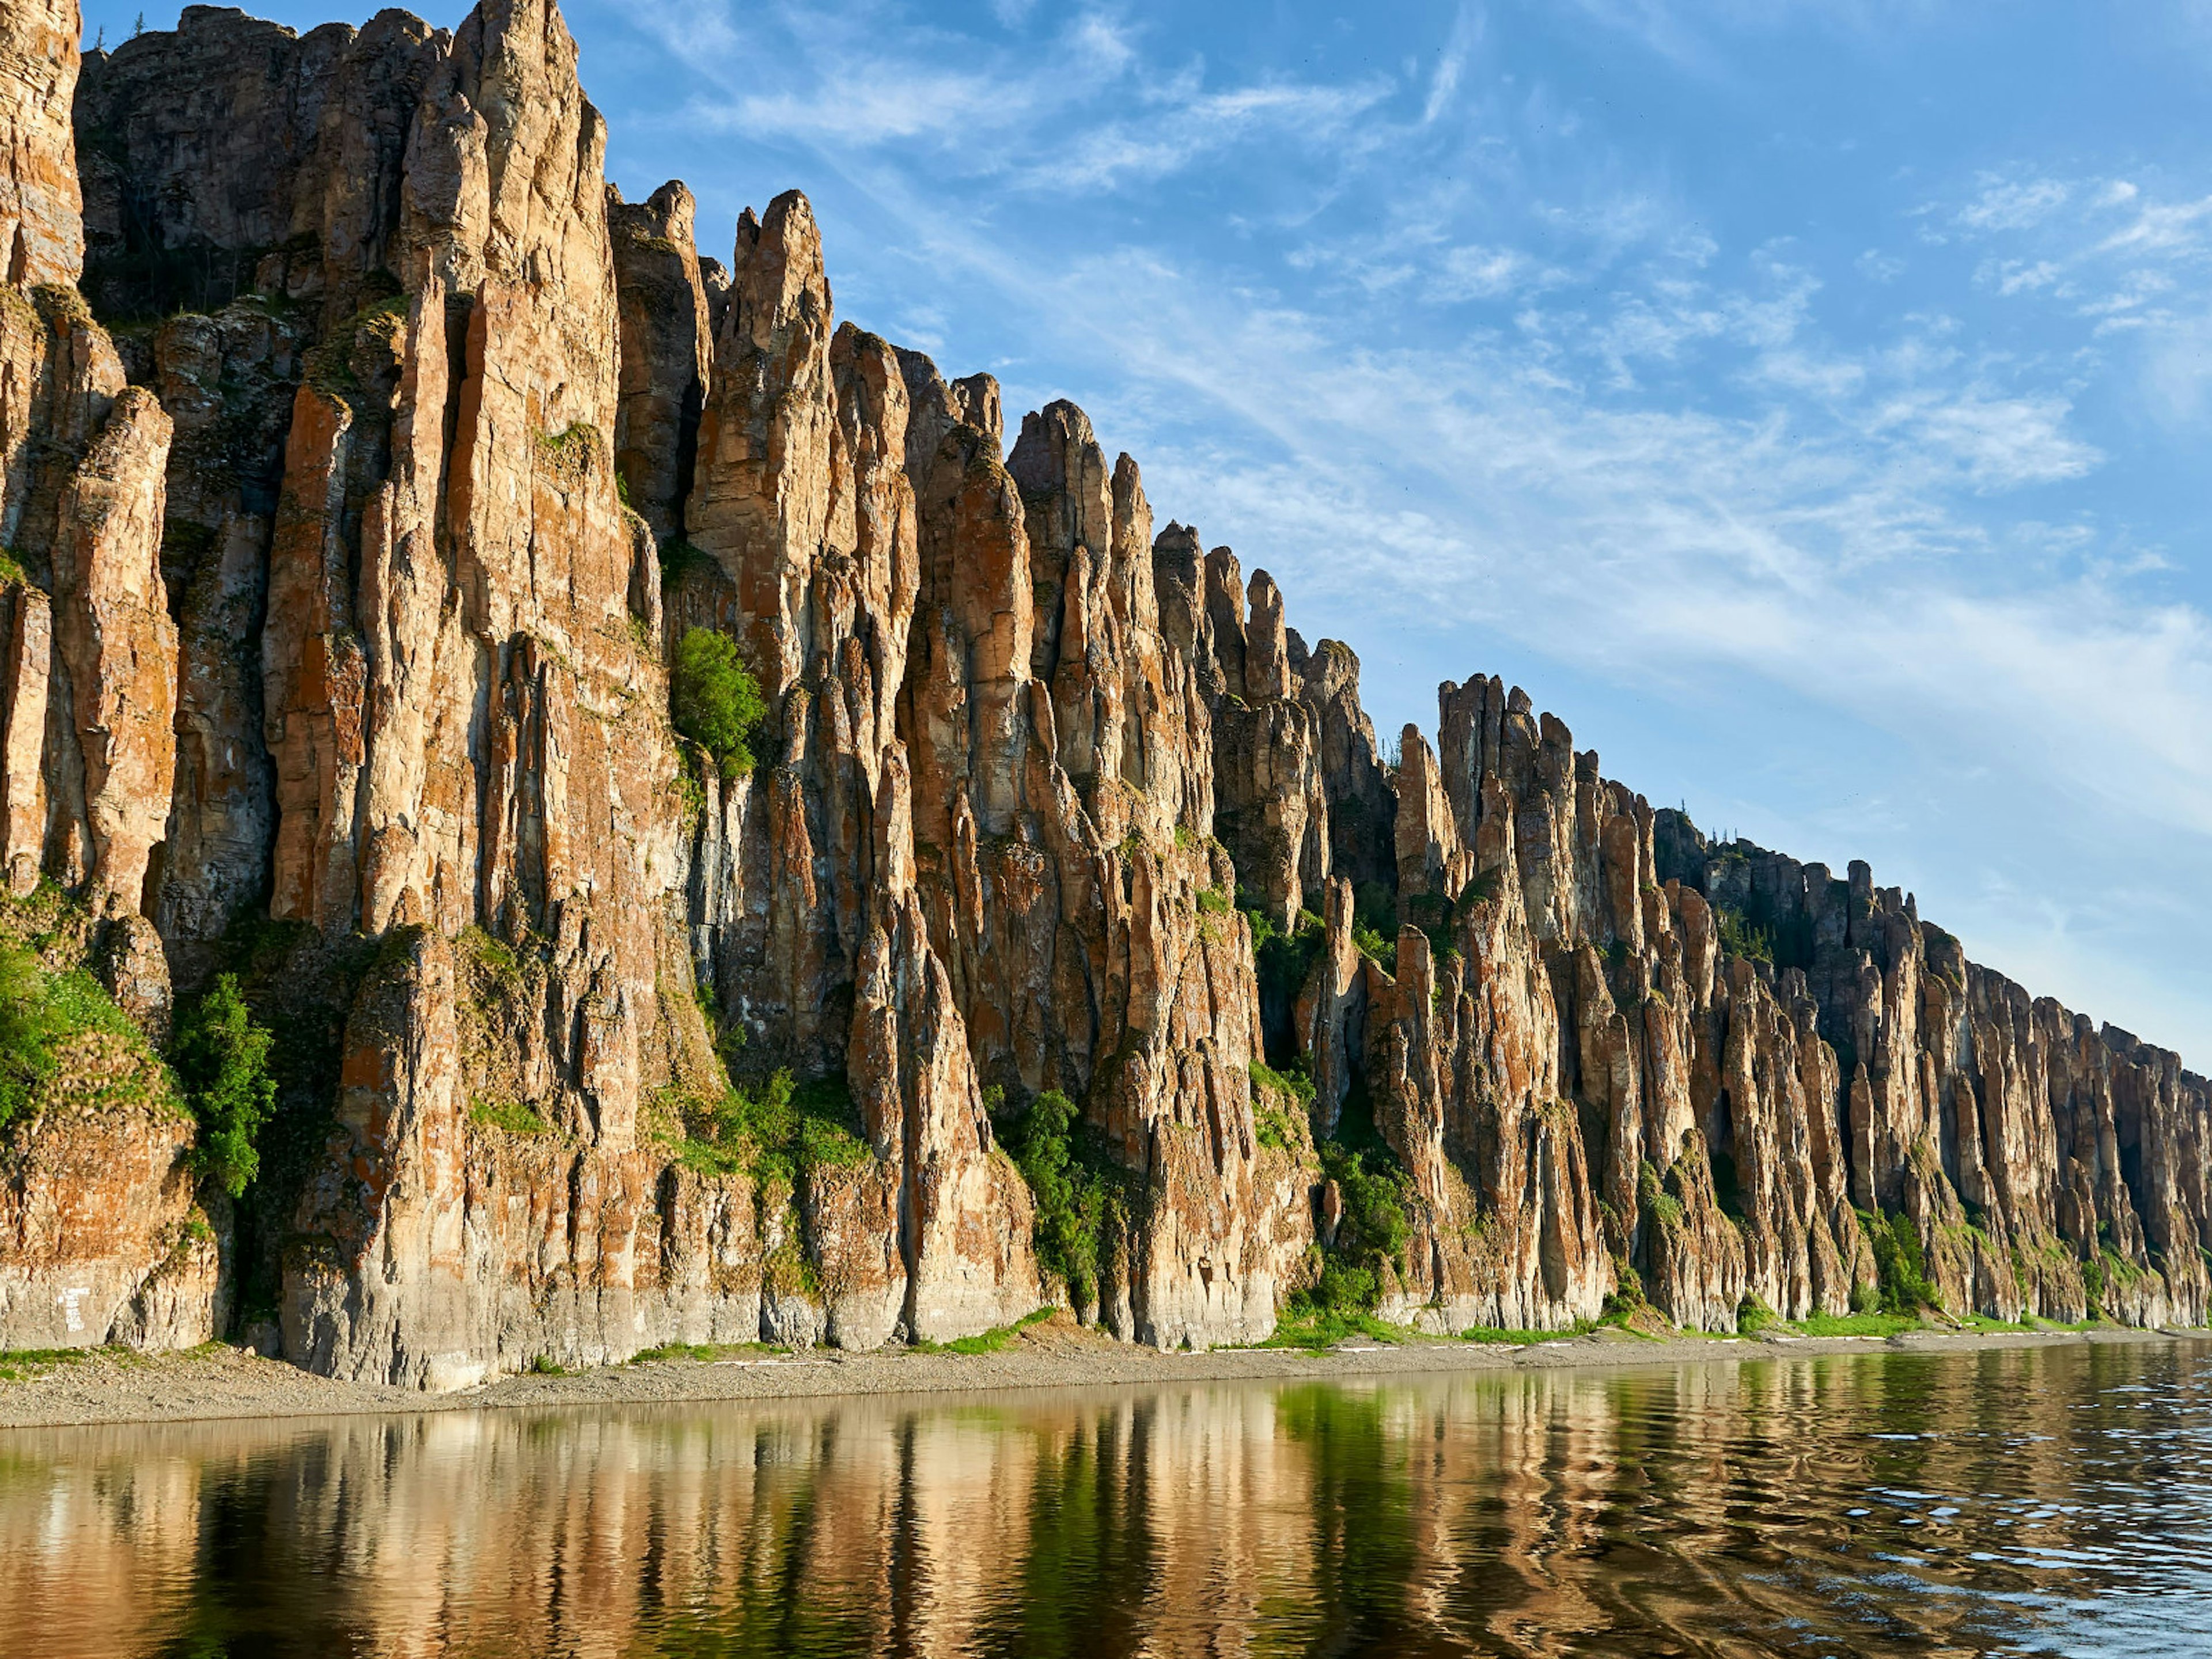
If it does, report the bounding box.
[1861,1207,1936,1314]
[1249,1059,1312,1150]
[1350,922,1396,974]
[628,1340,786,1363]
[1261,1302,1412,1350]
[1244,900,1325,992]
[1736,1293,1780,1334]
[1457,869,1502,908]
[1290,1137,1411,1324]
[1714,906,1773,964]
[671,1069,868,1182]
[1639,1158,1684,1229]
[1608,1256,1646,1311]
[1005,1089,1128,1315]
[172,974,278,1197]
[1336,884,1400,967]
[1195,885,1232,916]
[1250,1058,1314,1108]
[670,627,767,782]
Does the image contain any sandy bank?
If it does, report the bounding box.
[2,1318,2203,1431]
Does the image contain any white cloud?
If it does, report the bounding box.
[1424,3,1482,124]
[1431,244,1531,300]
[1956,176,2070,232]
[653,2,1358,195]
[1022,79,1394,193]
[2096,191,2212,256]
[1976,257,2062,296]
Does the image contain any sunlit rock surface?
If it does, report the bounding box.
[0,0,2198,1385]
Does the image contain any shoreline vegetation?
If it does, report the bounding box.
[3,1313,2202,1433]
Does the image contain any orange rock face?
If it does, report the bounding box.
[0,0,82,289]
[0,0,2199,1383]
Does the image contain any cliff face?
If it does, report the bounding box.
[0,1,2200,1384]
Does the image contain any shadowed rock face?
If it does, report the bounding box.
[0,0,2200,1380]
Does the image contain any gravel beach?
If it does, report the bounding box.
[2,1319,2200,1431]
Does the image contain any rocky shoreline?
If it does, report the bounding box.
[2,1317,2202,1432]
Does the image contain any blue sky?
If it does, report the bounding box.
[89,2,2211,1060]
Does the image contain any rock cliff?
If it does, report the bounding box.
[0,1,2200,1381]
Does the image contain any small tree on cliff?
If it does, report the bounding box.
[671,627,767,782]
[173,974,276,1197]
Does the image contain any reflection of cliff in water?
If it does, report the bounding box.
[4,1342,2209,1657]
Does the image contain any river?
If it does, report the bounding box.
[3,1339,2208,1656]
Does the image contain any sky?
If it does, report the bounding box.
[85,1,2212,1062]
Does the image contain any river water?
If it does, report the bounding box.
[3,1339,2209,1657]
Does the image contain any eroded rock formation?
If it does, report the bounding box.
[0,0,2200,1380]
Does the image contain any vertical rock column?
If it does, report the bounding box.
[48,384,176,912]
[677,189,1039,1340]
[0,0,84,289]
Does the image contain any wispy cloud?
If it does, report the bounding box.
[652,2,1386,200]
[1956,176,2071,232]
[1025,79,1395,193]
[1424,3,1482,124]
[591,0,2212,1051]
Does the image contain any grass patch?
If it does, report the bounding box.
[533,421,600,487]
[302,293,408,403]
[1460,1320,1600,1346]
[1349,881,1399,974]
[910,1307,1054,1355]
[1955,1313,2038,1334]
[0,1346,99,1383]
[1639,1158,1685,1229]
[627,1340,787,1364]
[1794,1310,1923,1339]
[0,946,160,1130]
[1257,1306,1419,1351]
[1194,885,1232,916]
[469,1097,551,1137]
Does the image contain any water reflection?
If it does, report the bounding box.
[3,1342,2209,1657]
